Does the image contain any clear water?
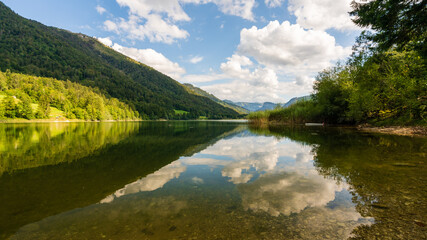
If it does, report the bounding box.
[0,121,426,239]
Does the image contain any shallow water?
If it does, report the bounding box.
[0,122,426,239]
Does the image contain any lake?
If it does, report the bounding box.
[0,121,426,239]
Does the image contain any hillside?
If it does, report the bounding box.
[183,84,249,114]
[0,71,139,120]
[0,2,239,119]
[281,96,311,108]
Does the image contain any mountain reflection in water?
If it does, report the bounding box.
[3,122,426,240]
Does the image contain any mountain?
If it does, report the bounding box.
[224,100,278,112]
[0,2,239,119]
[258,102,277,111]
[281,96,311,108]
[183,84,249,114]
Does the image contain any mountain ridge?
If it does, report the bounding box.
[224,96,310,112]
[0,1,239,119]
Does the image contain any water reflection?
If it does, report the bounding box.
[0,122,140,174]
[10,124,377,240]
[249,125,427,239]
[238,172,344,216]
[1,121,242,239]
[101,162,187,203]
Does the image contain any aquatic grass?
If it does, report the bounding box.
[248,100,323,125]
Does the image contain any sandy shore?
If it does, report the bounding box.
[357,125,427,137]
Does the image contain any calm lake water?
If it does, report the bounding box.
[0,121,426,240]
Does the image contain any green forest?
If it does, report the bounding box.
[0,70,140,120]
[249,0,426,126]
[0,2,240,120]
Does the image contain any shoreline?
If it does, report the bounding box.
[248,119,427,137]
[0,119,247,124]
[357,125,427,137]
[0,119,143,123]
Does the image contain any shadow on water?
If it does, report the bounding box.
[249,125,427,239]
[0,121,243,239]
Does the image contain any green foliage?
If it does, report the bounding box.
[0,2,239,119]
[248,100,322,125]
[3,95,16,118]
[36,94,50,119]
[17,95,34,119]
[0,71,140,120]
[350,0,427,54]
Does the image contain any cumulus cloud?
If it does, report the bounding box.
[97,37,113,47]
[181,20,350,102]
[96,5,107,15]
[104,0,256,43]
[117,0,191,21]
[190,56,204,64]
[96,38,186,79]
[114,43,186,79]
[238,21,351,75]
[288,0,358,31]
[265,0,285,8]
[182,0,256,21]
[103,14,189,44]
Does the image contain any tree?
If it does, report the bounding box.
[36,94,50,119]
[17,95,34,119]
[350,0,427,54]
[3,95,17,118]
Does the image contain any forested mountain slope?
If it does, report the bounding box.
[0,70,140,120]
[183,83,249,114]
[0,1,239,119]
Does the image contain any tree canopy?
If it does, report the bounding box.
[350,0,427,54]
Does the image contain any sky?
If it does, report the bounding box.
[3,0,362,103]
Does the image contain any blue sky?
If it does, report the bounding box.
[3,0,361,103]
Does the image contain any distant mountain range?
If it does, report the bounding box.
[224,95,311,112]
[0,1,239,119]
[281,96,311,108]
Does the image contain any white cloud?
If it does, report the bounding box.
[182,0,256,21]
[112,43,186,79]
[190,56,204,64]
[97,37,113,47]
[201,79,312,102]
[288,0,358,31]
[104,14,189,44]
[265,0,284,8]
[219,54,279,88]
[180,73,225,83]
[104,0,257,44]
[104,20,119,33]
[238,21,351,75]
[96,5,107,15]
[182,21,349,102]
[212,0,256,21]
[117,0,191,21]
[96,38,186,79]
